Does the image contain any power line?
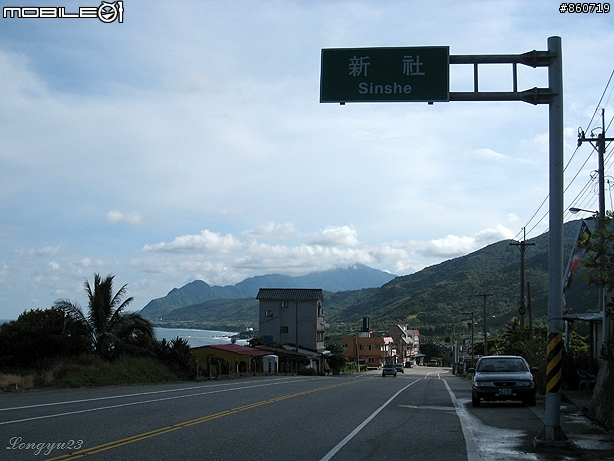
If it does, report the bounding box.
[520,68,614,239]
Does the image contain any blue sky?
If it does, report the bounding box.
[1,1,613,319]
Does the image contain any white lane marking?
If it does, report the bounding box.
[442,378,480,461]
[0,378,315,426]
[399,404,455,411]
[319,379,420,461]
[0,376,301,412]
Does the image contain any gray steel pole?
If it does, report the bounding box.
[541,35,566,443]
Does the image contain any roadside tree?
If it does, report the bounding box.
[54,273,154,359]
[0,307,84,368]
[581,215,614,429]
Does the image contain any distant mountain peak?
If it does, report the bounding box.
[140,264,397,320]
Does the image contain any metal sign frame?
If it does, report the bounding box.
[321,37,564,444]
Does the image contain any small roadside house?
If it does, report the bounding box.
[191,344,271,376]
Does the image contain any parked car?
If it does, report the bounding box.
[382,363,397,377]
[394,363,404,373]
[470,355,537,407]
[404,361,414,368]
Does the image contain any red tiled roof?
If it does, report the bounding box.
[194,344,271,357]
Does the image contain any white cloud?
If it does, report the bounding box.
[474,148,509,162]
[309,225,359,247]
[218,208,248,217]
[142,230,243,254]
[0,262,8,279]
[474,225,515,245]
[23,246,60,257]
[241,222,301,240]
[415,225,514,258]
[131,223,509,289]
[106,211,143,226]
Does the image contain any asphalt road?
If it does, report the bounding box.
[0,366,601,461]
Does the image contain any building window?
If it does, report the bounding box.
[281,301,289,308]
[359,344,365,350]
[368,344,375,351]
[265,310,273,317]
[368,357,375,364]
[343,343,348,350]
[280,326,289,333]
[317,331,324,342]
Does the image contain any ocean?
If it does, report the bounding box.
[0,320,243,349]
[154,327,249,348]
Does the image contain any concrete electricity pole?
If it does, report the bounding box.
[476,293,493,356]
[462,311,475,367]
[577,109,614,358]
[510,228,534,329]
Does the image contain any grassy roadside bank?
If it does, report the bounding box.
[0,355,182,391]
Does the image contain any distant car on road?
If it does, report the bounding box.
[394,363,404,373]
[382,363,397,377]
[470,355,537,407]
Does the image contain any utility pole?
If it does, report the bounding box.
[295,300,299,353]
[527,281,533,338]
[476,293,493,356]
[510,228,535,329]
[577,109,614,358]
[462,311,475,367]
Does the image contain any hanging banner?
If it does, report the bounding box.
[563,220,591,308]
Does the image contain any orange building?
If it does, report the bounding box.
[341,334,394,369]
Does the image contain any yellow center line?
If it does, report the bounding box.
[46,380,359,461]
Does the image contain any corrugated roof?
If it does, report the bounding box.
[563,312,603,321]
[256,288,323,301]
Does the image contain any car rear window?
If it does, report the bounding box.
[477,358,527,372]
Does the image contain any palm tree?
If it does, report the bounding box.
[54,273,154,358]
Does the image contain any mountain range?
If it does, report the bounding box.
[141,220,601,336]
[140,263,396,322]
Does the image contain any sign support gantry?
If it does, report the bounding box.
[321,36,565,444]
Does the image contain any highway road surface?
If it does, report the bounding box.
[0,366,595,460]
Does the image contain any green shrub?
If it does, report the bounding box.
[42,356,180,388]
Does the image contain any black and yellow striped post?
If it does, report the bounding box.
[546,332,563,394]
[537,330,568,443]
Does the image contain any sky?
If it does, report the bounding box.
[1,1,613,320]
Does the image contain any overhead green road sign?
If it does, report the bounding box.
[320,46,449,103]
